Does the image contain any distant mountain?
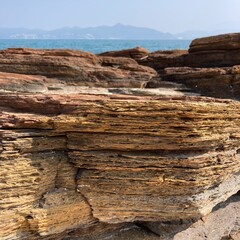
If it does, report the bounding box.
[1,24,238,40]
[0,24,176,40]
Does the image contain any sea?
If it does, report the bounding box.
[0,39,191,54]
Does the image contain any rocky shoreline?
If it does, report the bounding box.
[0,33,240,240]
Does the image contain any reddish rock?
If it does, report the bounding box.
[0,48,157,88]
[139,50,188,72]
[99,46,149,61]
[163,65,240,99]
[189,33,240,53]
[185,33,240,68]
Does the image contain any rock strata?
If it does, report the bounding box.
[1,92,240,239]
[163,65,240,99]
[1,32,240,240]
[0,48,157,88]
[99,46,149,61]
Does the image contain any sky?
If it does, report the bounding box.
[1,0,240,33]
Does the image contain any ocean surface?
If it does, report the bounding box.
[0,39,191,54]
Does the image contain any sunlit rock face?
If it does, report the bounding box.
[0,33,240,240]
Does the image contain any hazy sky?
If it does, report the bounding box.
[1,0,240,33]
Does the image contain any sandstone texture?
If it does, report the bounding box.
[0,48,157,88]
[99,46,150,61]
[1,32,240,240]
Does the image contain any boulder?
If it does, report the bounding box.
[189,33,240,53]
[1,33,240,239]
[185,33,240,68]
[163,65,240,99]
[99,46,149,61]
[139,50,188,72]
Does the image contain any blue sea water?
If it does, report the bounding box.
[0,39,191,54]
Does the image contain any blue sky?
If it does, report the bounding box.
[1,0,240,33]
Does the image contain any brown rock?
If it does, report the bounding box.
[189,33,240,53]
[99,46,150,61]
[139,50,188,72]
[163,65,240,99]
[0,48,157,88]
[185,33,240,68]
[185,49,240,68]
[1,92,240,238]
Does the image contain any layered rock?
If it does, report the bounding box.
[163,65,240,99]
[99,46,149,61]
[1,32,240,239]
[182,33,240,68]
[189,33,240,53]
[1,91,240,239]
[0,48,157,88]
[139,50,188,72]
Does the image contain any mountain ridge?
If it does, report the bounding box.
[0,24,175,40]
[0,23,239,40]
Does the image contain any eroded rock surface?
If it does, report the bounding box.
[1,92,240,239]
[163,65,240,99]
[0,48,157,88]
[99,46,149,61]
[1,32,240,239]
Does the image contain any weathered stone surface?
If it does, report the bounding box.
[189,33,240,53]
[139,50,188,72]
[1,33,240,239]
[0,48,157,88]
[185,33,240,68]
[163,65,240,99]
[185,49,240,68]
[99,46,149,61]
[174,192,240,240]
[141,193,240,240]
[1,92,240,239]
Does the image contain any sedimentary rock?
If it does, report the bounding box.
[139,50,188,72]
[0,48,157,88]
[189,33,240,53]
[185,33,240,68]
[1,91,240,239]
[1,33,240,239]
[99,46,149,61]
[163,65,240,99]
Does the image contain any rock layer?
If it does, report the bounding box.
[1,92,240,239]
[0,48,157,88]
[1,32,240,239]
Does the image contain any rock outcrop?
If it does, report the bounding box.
[1,32,240,240]
[1,91,240,239]
[163,65,240,99]
[99,46,149,61]
[0,48,157,88]
[139,50,188,72]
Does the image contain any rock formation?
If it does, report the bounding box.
[1,33,240,240]
[0,48,157,88]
